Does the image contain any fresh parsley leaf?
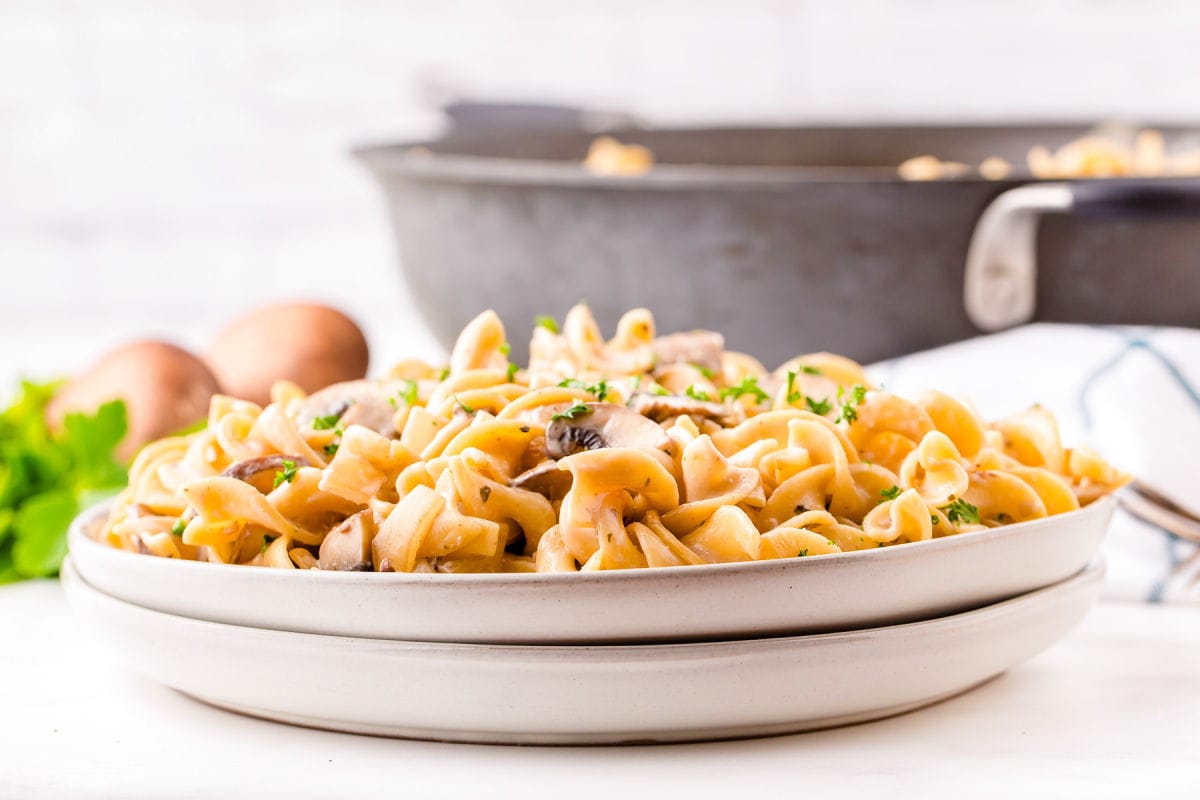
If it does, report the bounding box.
[534,315,560,334]
[557,378,609,402]
[941,498,980,525]
[800,365,823,376]
[260,534,278,554]
[505,362,519,383]
[558,378,586,391]
[631,375,643,391]
[685,385,711,402]
[171,518,187,536]
[0,384,128,582]
[694,364,715,380]
[931,514,940,525]
[880,485,902,500]
[785,370,803,405]
[437,367,450,381]
[720,376,769,404]
[273,460,298,489]
[312,414,341,431]
[652,384,671,397]
[797,548,809,558]
[835,384,868,424]
[550,403,591,422]
[805,396,832,415]
[499,341,511,357]
[388,378,419,408]
[323,442,339,457]
[455,396,475,414]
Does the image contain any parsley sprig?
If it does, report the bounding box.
[558,378,610,402]
[941,498,980,525]
[534,315,560,334]
[835,384,868,423]
[551,403,591,422]
[880,485,902,500]
[720,376,769,404]
[273,459,298,489]
[312,413,341,430]
[805,396,832,415]
[685,385,711,402]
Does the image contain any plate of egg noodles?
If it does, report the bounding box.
[70,305,1126,644]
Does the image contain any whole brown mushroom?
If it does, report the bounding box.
[47,340,219,461]
[206,303,370,405]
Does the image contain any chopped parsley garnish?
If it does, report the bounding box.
[312,413,341,431]
[505,362,519,383]
[652,384,671,397]
[170,518,187,536]
[392,379,419,407]
[499,341,511,357]
[694,364,715,379]
[685,384,711,402]
[455,396,475,414]
[558,378,609,401]
[800,365,823,376]
[931,515,940,525]
[827,538,836,547]
[942,498,980,525]
[797,548,809,558]
[260,534,278,554]
[835,384,868,423]
[720,376,769,404]
[805,396,833,415]
[785,370,804,405]
[323,442,339,457]
[880,485,902,500]
[534,315,560,334]
[551,403,591,422]
[272,460,298,489]
[437,367,450,381]
[631,375,643,390]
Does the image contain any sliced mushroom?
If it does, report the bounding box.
[627,392,743,427]
[652,330,725,373]
[221,455,310,493]
[296,380,399,438]
[318,510,380,571]
[544,402,671,460]
[510,460,573,500]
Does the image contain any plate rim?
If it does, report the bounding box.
[69,494,1116,587]
[61,555,1105,655]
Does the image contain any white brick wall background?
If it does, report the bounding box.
[2,0,1199,373]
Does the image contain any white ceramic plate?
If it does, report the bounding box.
[69,497,1114,644]
[62,557,1104,744]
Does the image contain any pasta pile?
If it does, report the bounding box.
[899,127,1200,181]
[98,305,1127,573]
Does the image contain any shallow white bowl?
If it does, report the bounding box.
[69,497,1114,644]
[62,557,1104,744]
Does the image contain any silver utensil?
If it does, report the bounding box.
[1119,480,1200,544]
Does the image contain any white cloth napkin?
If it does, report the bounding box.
[869,324,1200,603]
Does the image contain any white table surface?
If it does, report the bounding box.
[2,580,1197,800]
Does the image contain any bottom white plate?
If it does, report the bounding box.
[62,558,1103,745]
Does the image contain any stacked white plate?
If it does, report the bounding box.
[65,498,1114,744]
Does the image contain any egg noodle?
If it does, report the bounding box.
[98,306,1127,573]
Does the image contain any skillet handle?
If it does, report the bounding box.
[964,179,1200,331]
[1071,178,1200,218]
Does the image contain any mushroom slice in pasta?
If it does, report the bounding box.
[318,510,380,571]
[627,392,742,427]
[545,402,671,459]
[296,379,403,439]
[652,329,724,373]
